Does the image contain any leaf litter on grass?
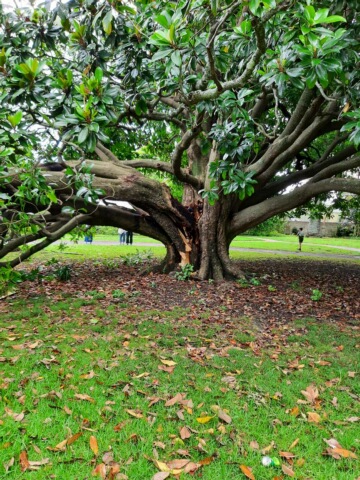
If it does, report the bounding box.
[0,259,359,478]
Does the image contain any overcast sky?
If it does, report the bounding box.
[3,0,53,10]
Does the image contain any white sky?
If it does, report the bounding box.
[3,0,53,10]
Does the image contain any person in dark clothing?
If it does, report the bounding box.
[126,231,133,245]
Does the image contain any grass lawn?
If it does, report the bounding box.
[0,281,359,479]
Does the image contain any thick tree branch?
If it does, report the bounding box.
[230,177,360,237]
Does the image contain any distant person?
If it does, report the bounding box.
[297,228,304,251]
[84,233,93,244]
[126,231,133,245]
[118,228,126,244]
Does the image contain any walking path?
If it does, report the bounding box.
[77,241,360,261]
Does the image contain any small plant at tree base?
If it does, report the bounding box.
[122,250,153,266]
[54,265,71,281]
[112,289,126,299]
[250,277,261,286]
[311,289,323,301]
[174,264,194,281]
[268,285,277,292]
[86,290,106,299]
[237,278,249,288]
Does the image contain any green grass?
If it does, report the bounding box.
[0,295,359,479]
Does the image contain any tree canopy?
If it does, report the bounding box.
[0,0,359,280]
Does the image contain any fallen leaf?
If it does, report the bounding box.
[307,412,321,423]
[74,393,95,403]
[331,448,357,459]
[4,457,14,473]
[47,439,68,452]
[90,436,99,456]
[301,385,319,404]
[66,432,83,446]
[180,426,191,440]
[165,393,183,407]
[240,464,255,480]
[288,438,299,450]
[218,409,232,424]
[19,451,30,472]
[152,473,170,480]
[280,452,296,459]
[92,463,106,478]
[126,409,143,419]
[196,416,213,424]
[282,464,295,477]
[160,359,177,367]
[346,416,360,423]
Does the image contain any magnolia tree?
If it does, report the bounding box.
[0,0,359,280]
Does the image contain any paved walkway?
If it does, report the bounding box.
[77,241,360,261]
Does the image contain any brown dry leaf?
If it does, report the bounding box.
[301,385,319,404]
[307,412,321,423]
[108,464,121,480]
[167,459,191,469]
[80,370,96,379]
[126,409,143,419]
[324,438,342,449]
[261,441,275,455]
[280,452,296,459]
[240,464,255,480]
[28,458,50,470]
[348,371,356,378]
[153,460,171,472]
[288,438,299,450]
[90,436,99,456]
[196,416,214,424]
[114,421,127,432]
[160,359,177,367]
[218,409,232,424]
[249,440,259,450]
[5,408,25,422]
[4,457,14,473]
[19,451,30,472]
[74,393,95,403]
[180,426,191,440]
[66,432,83,446]
[158,365,175,373]
[165,393,183,407]
[152,473,170,480]
[289,406,300,417]
[282,464,295,477]
[92,463,106,478]
[63,406,72,415]
[346,417,360,423]
[331,448,357,459]
[47,439,68,452]
[198,456,214,466]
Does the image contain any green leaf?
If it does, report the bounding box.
[46,190,58,203]
[171,50,181,67]
[8,110,22,127]
[149,30,172,46]
[313,8,329,24]
[169,24,175,44]
[78,127,89,144]
[321,15,346,24]
[304,5,315,24]
[94,67,103,83]
[102,10,113,35]
[249,0,260,15]
[150,49,173,62]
